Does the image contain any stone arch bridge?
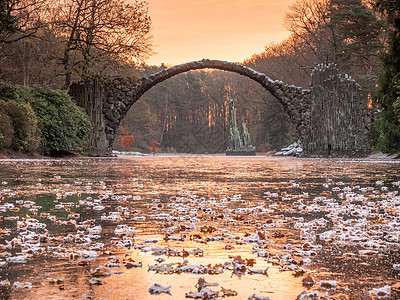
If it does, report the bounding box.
[70,59,373,157]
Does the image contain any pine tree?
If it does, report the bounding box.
[0,0,17,34]
[374,0,400,153]
[330,0,385,76]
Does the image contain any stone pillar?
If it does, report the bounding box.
[69,80,111,156]
[307,63,372,157]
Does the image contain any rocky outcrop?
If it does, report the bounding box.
[70,77,137,156]
[226,99,256,156]
[306,63,374,157]
[274,141,303,156]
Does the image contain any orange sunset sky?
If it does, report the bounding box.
[147,0,297,66]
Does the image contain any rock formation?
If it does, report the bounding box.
[69,59,374,157]
[226,98,256,156]
[274,140,303,156]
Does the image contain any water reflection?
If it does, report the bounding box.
[0,156,399,299]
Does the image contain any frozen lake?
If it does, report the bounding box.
[0,155,399,299]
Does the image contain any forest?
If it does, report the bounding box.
[0,0,399,155]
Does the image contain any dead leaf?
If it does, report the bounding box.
[302,274,315,287]
[221,287,238,297]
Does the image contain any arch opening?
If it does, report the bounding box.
[115,69,299,154]
[110,59,310,154]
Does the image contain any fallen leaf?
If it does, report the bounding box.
[221,287,237,297]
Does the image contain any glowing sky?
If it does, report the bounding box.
[147,0,296,66]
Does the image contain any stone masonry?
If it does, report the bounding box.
[70,59,373,157]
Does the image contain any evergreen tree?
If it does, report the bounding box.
[0,0,17,34]
[374,0,400,153]
[330,0,385,76]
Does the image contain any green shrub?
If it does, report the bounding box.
[0,99,40,152]
[0,112,14,149]
[0,81,18,100]
[28,85,91,152]
[0,81,91,154]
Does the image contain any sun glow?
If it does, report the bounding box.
[147,0,296,66]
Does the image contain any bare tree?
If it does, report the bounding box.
[52,0,153,88]
[284,0,338,65]
[0,0,48,44]
[0,0,54,86]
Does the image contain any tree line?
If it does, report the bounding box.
[0,0,399,155]
[117,0,399,154]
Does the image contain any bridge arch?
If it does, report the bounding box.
[132,59,310,113]
[117,60,310,153]
[70,60,372,157]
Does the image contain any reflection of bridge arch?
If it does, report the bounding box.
[70,60,373,157]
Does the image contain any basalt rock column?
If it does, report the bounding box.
[306,63,373,157]
[70,77,137,156]
[69,80,109,156]
[226,98,256,156]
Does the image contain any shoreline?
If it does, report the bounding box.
[0,150,398,161]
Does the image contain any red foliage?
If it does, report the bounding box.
[150,139,159,153]
[119,127,134,150]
